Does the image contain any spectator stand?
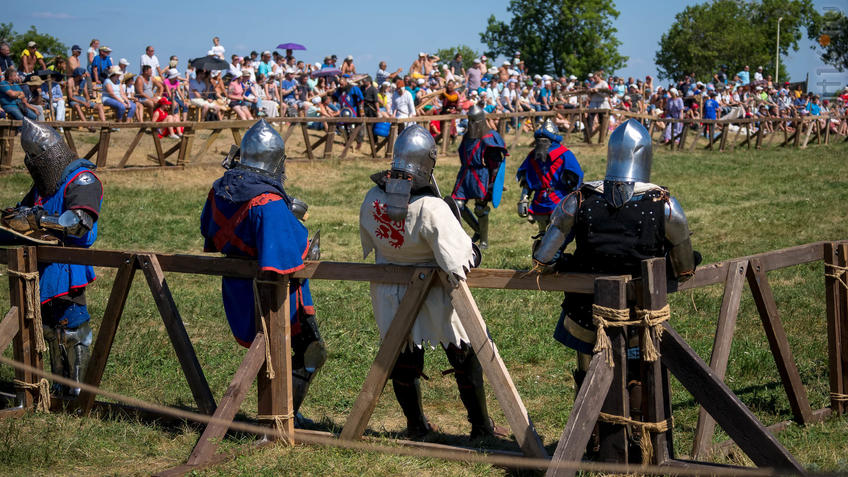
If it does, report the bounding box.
[0,110,846,172]
[2,240,846,475]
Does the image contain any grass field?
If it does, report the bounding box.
[1,135,847,476]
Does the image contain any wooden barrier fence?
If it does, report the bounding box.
[1,240,846,475]
[1,110,845,172]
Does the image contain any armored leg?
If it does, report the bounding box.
[455,199,480,242]
[531,215,551,253]
[43,321,92,397]
[291,314,327,428]
[444,342,507,439]
[390,346,433,438]
[473,201,490,250]
[42,324,69,396]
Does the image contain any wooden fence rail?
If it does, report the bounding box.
[1,240,846,475]
[1,110,845,172]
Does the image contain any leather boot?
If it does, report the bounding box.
[392,378,435,438]
[459,206,480,242]
[292,367,314,428]
[476,214,489,250]
[447,344,508,439]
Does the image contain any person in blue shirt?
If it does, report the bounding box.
[704,91,720,120]
[333,75,365,149]
[90,46,113,84]
[200,119,326,426]
[807,96,821,116]
[737,65,750,86]
[0,67,39,120]
[3,118,103,397]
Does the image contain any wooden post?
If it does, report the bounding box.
[63,129,77,156]
[300,123,314,160]
[546,352,614,477]
[340,269,437,440]
[595,276,629,463]
[76,257,137,414]
[7,247,42,409]
[692,259,747,458]
[256,276,294,444]
[151,132,167,166]
[746,258,813,425]
[0,126,14,170]
[755,123,763,149]
[660,324,804,472]
[824,243,848,415]
[323,130,335,159]
[137,254,217,416]
[385,123,398,158]
[597,111,609,145]
[118,128,146,168]
[793,119,803,148]
[187,335,266,465]
[340,124,364,159]
[96,127,111,168]
[177,127,195,165]
[230,128,242,145]
[446,276,548,459]
[718,124,728,151]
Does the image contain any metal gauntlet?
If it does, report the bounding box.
[40,209,95,238]
[517,187,531,218]
[533,193,578,265]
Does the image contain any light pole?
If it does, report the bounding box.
[775,16,783,83]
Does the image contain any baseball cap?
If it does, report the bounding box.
[72,67,86,77]
[119,58,130,66]
[503,60,511,66]
[100,46,112,52]
[27,41,36,47]
[417,78,425,85]
[71,45,82,52]
[419,52,426,57]
[569,74,577,80]
[346,55,353,60]
[311,96,321,104]
[168,68,180,78]
[241,70,251,77]
[473,58,481,64]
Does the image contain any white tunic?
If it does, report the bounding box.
[360,186,476,349]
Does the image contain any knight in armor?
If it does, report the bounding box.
[360,125,507,440]
[532,119,698,459]
[200,119,325,427]
[2,118,103,397]
[450,105,508,250]
[516,119,583,241]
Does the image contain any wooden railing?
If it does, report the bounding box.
[1,110,844,171]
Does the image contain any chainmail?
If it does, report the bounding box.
[24,141,76,197]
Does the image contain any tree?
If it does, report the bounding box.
[808,9,848,71]
[654,0,820,82]
[1,23,68,67]
[480,0,627,79]
[434,45,479,72]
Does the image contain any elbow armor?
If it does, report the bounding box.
[533,192,579,265]
[40,209,94,238]
[664,197,696,280]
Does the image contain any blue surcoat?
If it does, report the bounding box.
[451,132,507,201]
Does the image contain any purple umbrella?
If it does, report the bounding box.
[277,43,306,51]
[311,68,341,78]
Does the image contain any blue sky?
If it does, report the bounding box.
[4,0,841,91]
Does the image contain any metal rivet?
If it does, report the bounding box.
[418,273,426,280]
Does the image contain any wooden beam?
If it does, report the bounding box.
[187,335,266,465]
[118,128,146,168]
[8,247,41,408]
[692,259,747,459]
[137,253,217,416]
[385,123,398,158]
[76,258,137,414]
[0,306,19,352]
[839,243,848,415]
[746,258,813,425]
[63,129,77,156]
[340,124,364,159]
[546,352,613,477]
[177,127,195,165]
[322,130,335,159]
[230,128,242,145]
[340,268,437,440]
[256,276,294,443]
[190,128,222,163]
[0,126,14,170]
[151,132,166,166]
[446,276,548,459]
[660,323,804,472]
[639,258,671,464]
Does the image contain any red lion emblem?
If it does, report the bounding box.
[372,200,405,248]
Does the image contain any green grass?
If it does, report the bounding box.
[1,138,847,476]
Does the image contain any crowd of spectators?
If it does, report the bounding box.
[1,37,847,141]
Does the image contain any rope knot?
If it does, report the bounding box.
[6,269,47,353]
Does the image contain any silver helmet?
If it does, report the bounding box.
[21,117,77,197]
[237,119,286,181]
[384,124,438,221]
[466,104,487,139]
[604,119,652,207]
[541,118,558,136]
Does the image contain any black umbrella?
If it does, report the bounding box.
[190,55,229,71]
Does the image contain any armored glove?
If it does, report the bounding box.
[3,206,45,233]
[517,198,529,218]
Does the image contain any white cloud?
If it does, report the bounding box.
[32,12,76,20]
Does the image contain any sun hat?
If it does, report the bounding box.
[108,65,122,76]
[100,46,112,52]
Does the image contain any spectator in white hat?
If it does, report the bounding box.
[341,55,356,75]
[466,58,482,91]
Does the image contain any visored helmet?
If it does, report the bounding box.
[21,117,77,196]
[238,119,286,181]
[604,119,652,207]
[466,104,487,139]
[383,124,438,221]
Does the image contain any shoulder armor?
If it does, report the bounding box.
[533,191,579,264]
[72,171,98,186]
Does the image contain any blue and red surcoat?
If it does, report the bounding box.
[451,132,508,201]
[32,159,101,306]
[516,143,584,215]
[200,170,314,348]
